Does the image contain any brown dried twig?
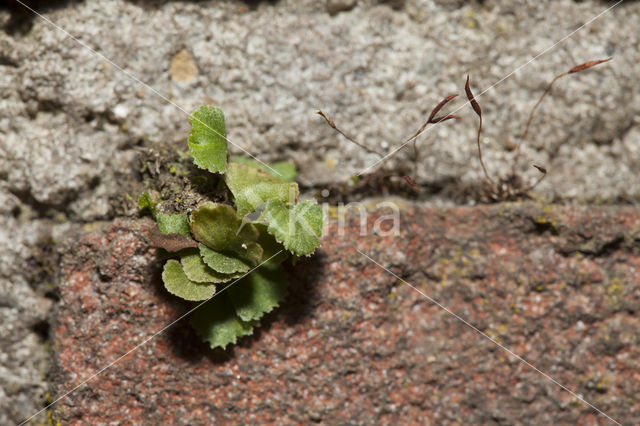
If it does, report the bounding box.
[524,164,547,193]
[403,94,460,146]
[512,58,612,174]
[466,73,546,199]
[404,175,417,187]
[465,75,494,185]
[403,94,460,184]
[464,58,610,201]
[317,94,460,187]
[315,110,386,158]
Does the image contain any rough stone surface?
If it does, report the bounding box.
[327,0,358,16]
[1,0,639,423]
[1,0,639,206]
[0,211,76,426]
[49,204,640,424]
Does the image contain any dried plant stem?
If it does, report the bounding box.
[404,121,430,147]
[383,118,433,187]
[387,96,460,184]
[315,110,385,158]
[402,94,460,149]
[475,114,493,183]
[317,95,458,187]
[512,73,565,174]
[512,58,612,176]
[380,121,429,165]
[412,138,420,183]
[465,75,494,185]
[524,164,548,192]
[404,175,417,187]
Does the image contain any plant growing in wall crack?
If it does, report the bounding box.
[317,58,611,202]
[139,106,323,349]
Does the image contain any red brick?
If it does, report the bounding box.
[52,204,640,424]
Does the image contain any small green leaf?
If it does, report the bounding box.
[137,192,157,217]
[228,263,288,322]
[188,106,228,174]
[162,260,216,301]
[225,163,299,217]
[157,213,191,238]
[181,251,239,284]
[269,162,297,182]
[191,202,259,252]
[255,223,288,264]
[259,199,323,256]
[190,293,257,349]
[230,156,297,182]
[198,243,255,275]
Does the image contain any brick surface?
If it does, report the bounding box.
[52,204,640,424]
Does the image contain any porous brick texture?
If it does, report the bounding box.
[51,203,640,424]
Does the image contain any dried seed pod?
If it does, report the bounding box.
[533,164,547,174]
[465,75,482,117]
[568,58,612,74]
[403,94,460,146]
[465,75,492,184]
[404,175,417,187]
[429,114,461,123]
[428,94,458,124]
[315,110,335,127]
[525,164,548,193]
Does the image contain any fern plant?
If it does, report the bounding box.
[139,106,323,349]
